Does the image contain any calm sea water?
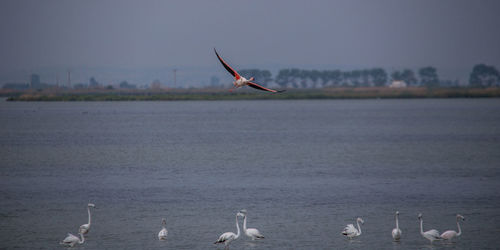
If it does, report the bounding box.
[1,99,500,249]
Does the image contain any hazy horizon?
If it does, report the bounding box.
[1,0,499,86]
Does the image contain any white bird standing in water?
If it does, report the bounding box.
[342,217,364,239]
[239,209,265,240]
[60,232,85,247]
[214,212,243,249]
[440,214,465,241]
[79,203,96,235]
[418,213,441,244]
[158,218,168,240]
[392,211,402,241]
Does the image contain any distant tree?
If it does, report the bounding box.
[289,68,301,88]
[371,68,388,86]
[351,70,361,86]
[391,71,403,81]
[320,70,330,87]
[275,69,290,88]
[329,70,342,86]
[401,69,417,85]
[300,70,309,88]
[342,71,351,86]
[418,67,439,88]
[89,77,100,88]
[309,70,320,88]
[469,64,500,87]
[360,69,371,87]
[391,69,417,85]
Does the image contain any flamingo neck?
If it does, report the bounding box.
[87,206,91,226]
[356,220,362,235]
[243,215,247,232]
[456,218,462,236]
[396,214,399,230]
[235,215,240,239]
[79,233,85,244]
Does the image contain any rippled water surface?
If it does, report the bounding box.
[1,99,500,249]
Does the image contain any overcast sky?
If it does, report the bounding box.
[1,0,499,83]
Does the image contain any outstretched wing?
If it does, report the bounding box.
[247,82,285,93]
[214,48,240,80]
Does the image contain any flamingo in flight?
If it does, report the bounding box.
[214,49,285,93]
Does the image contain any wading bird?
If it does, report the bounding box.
[440,214,465,241]
[392,211,402,241]
[79,203,96,235]
[214,212,243,249]
[418,213,441,244]
[158,218,168,240]
[342,217,364,239]
[239,209,265,240]
[60,232,85,247]
[214,49,285,93]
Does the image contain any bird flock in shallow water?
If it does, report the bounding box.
[60,204,465,248]
[59,51,465,248]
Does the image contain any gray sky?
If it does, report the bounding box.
[1,0,499,84]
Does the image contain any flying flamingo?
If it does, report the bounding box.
[239,209,265,240]
[60,232,85,247]
[440,214,465,241]
[342,217,364,239]
[214,49,285,93]
[392,211,402,241]
[158,218,168,240]
[79,203,96,235]
[418,213,441,244]
[214,212,243,249]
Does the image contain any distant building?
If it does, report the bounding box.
[30,74,41,89]
[151,79,162,89]
[389,80,407,88]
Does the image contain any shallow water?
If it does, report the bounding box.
[1,99,500,249]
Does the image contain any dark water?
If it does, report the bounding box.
[1,99,500,249]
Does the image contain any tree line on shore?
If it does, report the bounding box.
[238,64,499,88]
[3,63,499,91]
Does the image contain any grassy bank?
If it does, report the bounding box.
[5,87,500,101]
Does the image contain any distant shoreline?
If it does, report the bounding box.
[4,87,500,101]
